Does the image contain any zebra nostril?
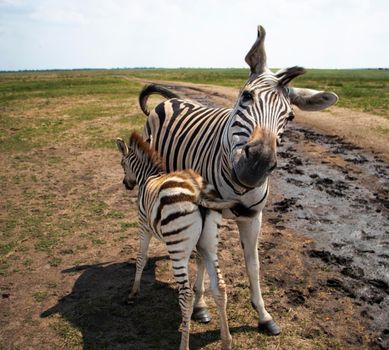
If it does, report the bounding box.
[269,161,277,173]
[244,145,250,158]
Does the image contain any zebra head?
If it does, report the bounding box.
[228,25,338,189]
[116,138,137,190]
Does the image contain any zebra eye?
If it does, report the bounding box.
[240,91,253,107]
[287,111,295,121]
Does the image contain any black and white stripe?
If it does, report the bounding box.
[136,25,338,337]
[116,133,245,349]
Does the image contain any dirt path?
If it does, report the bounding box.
[131,77,389,161]
[137,79,389,349]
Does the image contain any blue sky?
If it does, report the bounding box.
[0,0,388,70]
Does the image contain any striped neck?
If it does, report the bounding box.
[126,134,163,186]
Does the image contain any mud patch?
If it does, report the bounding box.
[273,124,389,348]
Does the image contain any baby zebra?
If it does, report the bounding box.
[116,133,252,350]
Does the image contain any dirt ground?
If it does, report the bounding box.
[1,80,388,349]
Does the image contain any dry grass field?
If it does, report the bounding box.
[0,69,388,349]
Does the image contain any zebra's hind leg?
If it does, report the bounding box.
[128,230,151,303]
[192,253,212,323]
[197,212,232,350]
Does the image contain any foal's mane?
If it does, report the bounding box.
[129,132,163,172]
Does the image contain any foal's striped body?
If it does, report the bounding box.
[117,133,242,350]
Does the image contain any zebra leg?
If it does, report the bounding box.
[197,214,232,350]
[170,257,193,350]
[192,253,212,323]
[237,213,281,336]
[128,230,151,303]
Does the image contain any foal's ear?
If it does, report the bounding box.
[116,138,128,156]
[288,87,338,111]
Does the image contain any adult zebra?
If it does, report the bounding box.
[137,26,338,335]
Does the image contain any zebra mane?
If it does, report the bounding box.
[129,132,164,172]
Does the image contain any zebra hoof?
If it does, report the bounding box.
[127,293,139,305]
[126,297,136,305]
[258,320,281,336]
[191,307,211,323]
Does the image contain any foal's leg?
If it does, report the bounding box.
[197,213,232,350]
[192,253,212,323]
[128,230,151,303]
[170,256,193,350]
[164,217,200,350]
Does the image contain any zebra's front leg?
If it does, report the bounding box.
[128,230,151,303]
[237,212,281,335]
[192,253,212,323]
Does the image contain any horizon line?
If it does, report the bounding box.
[1,66,388,73]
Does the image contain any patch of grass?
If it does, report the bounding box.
[88,199,108,216]
[72,260,83,266]
[0,260,11,276]
[0,241,16,255]
[87,136,117,149]
[0,71,141,105]
[23,258,33,267]
[0,71,142,153]
[33,291,48,302]
[66,103,127,122]
[107,210,125,219]
[374,126,389,135]
[34,233,60,252]
[1,219,17,239]
[50,318,83,347]
[47,282,58,289]
[127,113,147,128]
[49,257,62,267]
[0,116,72,152]
[121,221,139,229]
[92,239,106,245]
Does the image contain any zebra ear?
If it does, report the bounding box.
[245,25,267,75]
[288,87,338,111]
[116,138,128,156]
[275,66,306,85]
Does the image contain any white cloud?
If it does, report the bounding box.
[0,0,388,70]
[29,7,88,24]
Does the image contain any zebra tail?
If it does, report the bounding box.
[139,84,180,116]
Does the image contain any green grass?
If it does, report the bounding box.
[0,71,140,104]
[1,68,387,153]
[0,70,143,153]
[50,318,83,347]
[33,291,48,302]
[128,68,389,116]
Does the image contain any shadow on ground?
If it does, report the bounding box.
[41,257,255,349]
